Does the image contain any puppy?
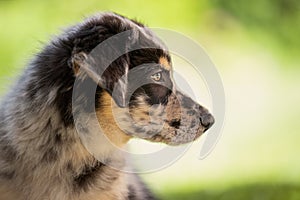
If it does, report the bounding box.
[0,12,214,200]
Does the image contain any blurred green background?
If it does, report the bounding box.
[0,0,300,199]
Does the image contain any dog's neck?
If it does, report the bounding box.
[0,77,128,199]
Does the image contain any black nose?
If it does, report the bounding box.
[200,114,215,131]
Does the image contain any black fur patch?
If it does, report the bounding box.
[73,161,104,190]
[0,142,18,163]
[127,179,158,200]
[41,147,58,163]
[0,171,15,180]
[127,185,137,199]
[128,49,170,69]
[169,119,181,129]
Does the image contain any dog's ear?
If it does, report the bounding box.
[69,19,141,108]
[71,52,128,108]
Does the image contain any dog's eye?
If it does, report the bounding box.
[151,72,162,81]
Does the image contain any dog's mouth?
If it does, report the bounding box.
[144,125,207,146]
[126,109,214,146]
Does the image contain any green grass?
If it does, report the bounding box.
[160,183,300,200]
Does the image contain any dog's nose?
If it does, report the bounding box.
[200,113,215,131]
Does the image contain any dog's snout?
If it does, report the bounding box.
[200,113,215,131]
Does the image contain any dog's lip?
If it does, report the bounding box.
[147,127,205,145]
[196,127,205,137]
[203,127,209,133]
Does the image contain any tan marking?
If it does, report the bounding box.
[159,57,171,70]
[96,91,132,147]
[72,64,80,75]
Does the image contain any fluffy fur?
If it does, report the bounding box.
[0,12,214,200]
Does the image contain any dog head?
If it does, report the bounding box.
[70,12,214,146]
